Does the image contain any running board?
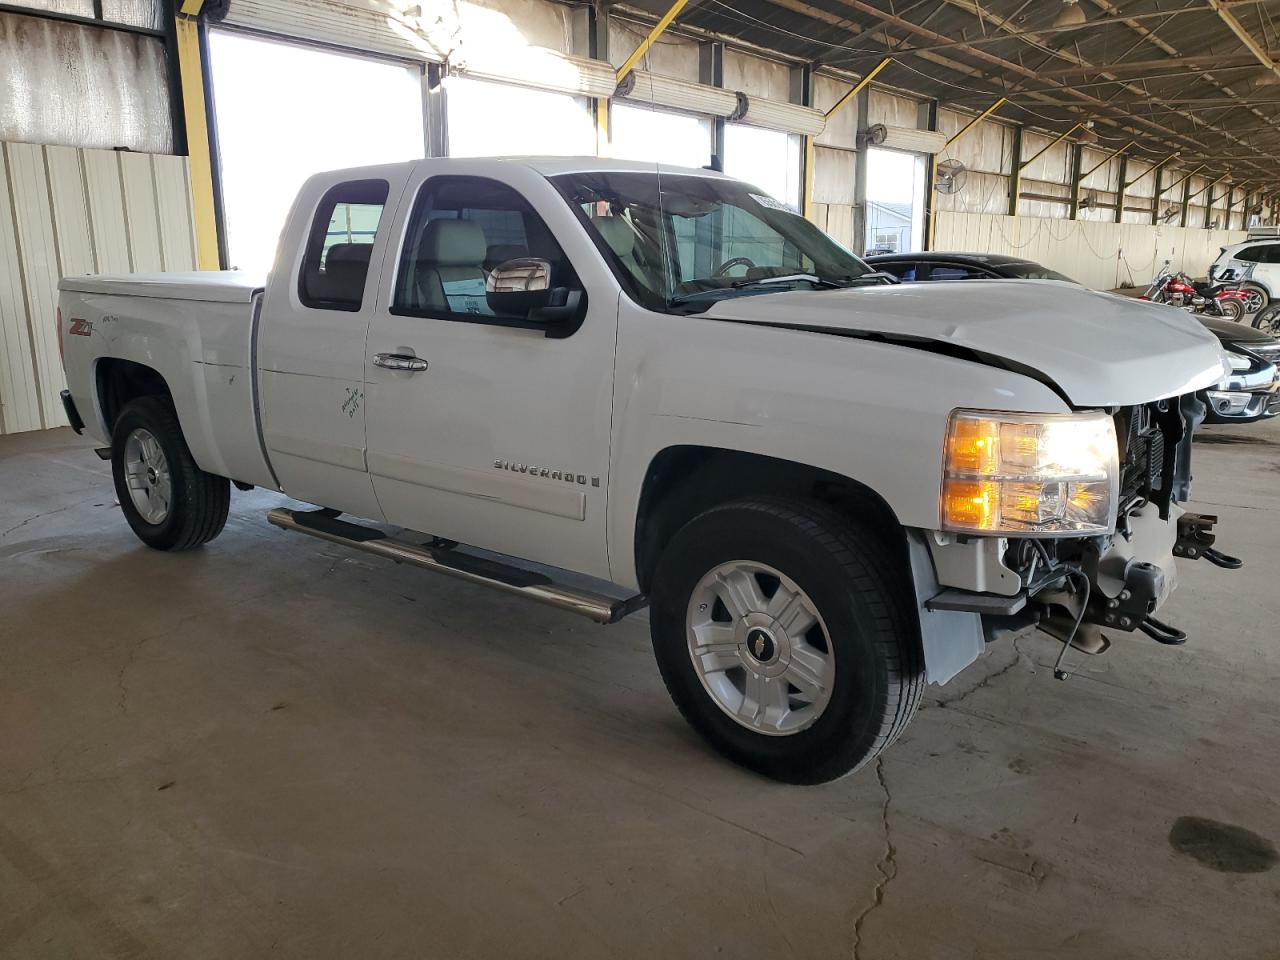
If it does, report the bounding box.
[266,507,645,625]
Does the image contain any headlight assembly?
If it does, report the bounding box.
[941,409,1119,536]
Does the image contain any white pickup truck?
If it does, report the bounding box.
[58,157,1238,783]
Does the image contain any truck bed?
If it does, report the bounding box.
[60,271,265,303]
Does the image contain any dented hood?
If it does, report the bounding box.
[705,280,1229,407]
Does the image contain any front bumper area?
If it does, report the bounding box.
[1201,352,1278,424]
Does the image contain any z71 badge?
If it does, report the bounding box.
[494,460,600,487]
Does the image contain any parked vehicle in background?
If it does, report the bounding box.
[1197,315,1280,423]
[869,252,1279,425]
[1210,238,1280,315]
[1139,262,1249,323]
[1255,303,1280,335]
[58,158,1239,783]
[866,251,1075,283]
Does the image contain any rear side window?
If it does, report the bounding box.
[298,179,389,312]
[876,262,918,282]
[1263,244,1280,264]
[1235,245,1264,263]
[927,263,990,281]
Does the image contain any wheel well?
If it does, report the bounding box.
[634,446,907,593]
[96,359,172,433]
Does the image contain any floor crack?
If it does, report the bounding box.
[926,635,1027,711]
[852,756,897,960]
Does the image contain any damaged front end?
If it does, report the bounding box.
[928,393,1241,678]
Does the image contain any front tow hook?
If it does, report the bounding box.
[1201,546,1243,569]
[1138,615,1188,646]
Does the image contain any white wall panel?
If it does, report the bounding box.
[813,74,857,150]
[6,142,65,428]
[723,49,789,101]
[935,210,1247,292]
[0,140,197,435]
[867,90,919,128]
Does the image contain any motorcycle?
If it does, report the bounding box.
[1142,261,1249,322]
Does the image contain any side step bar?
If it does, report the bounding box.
[267,507,646,625]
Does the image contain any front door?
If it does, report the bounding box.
[363,168,616,579]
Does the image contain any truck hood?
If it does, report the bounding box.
[704,280,1228,407]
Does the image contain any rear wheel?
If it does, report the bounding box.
[1216,298,1245,323]
[1240,283,1269,316]
[111,397,229,550]
[648,497,924,784]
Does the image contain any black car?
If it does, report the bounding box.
[866,251,1077,284]
[867,251,1280,424]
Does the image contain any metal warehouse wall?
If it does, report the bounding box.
[0,141,197,436]
[935,211,1246,292]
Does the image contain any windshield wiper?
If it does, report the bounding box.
[730,273,846,290]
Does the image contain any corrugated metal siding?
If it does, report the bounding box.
[935,210,1246,291]
[0,11,173,154]
[0,140,196,436]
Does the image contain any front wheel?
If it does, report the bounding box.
[111,397,230,550]
[648,497,924,784]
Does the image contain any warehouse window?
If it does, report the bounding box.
[446,77,595,157]
[610,103,713,170]
[208,29,424,275]
[298,180,389,312]
[723,124,802,211]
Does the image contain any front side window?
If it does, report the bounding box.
[298,179,388,312]
[552,171,874,312]
[393,176,580,323]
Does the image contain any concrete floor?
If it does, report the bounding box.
[2,421,1278,959]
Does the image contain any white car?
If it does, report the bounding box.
[56,158,1237,783]
[1210,237,1280,314]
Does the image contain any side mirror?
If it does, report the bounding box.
[486,257,552,314]
[486,257,582,325]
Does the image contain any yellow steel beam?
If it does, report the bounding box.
[1161,162,1205,194]
[1124,151,1179,190]
[1079,139,1134,181]
[803,57,892,221]
[822,57,892,122]
[175,17,220,270]
[179,0,204,16]
[943,96,1006,149]
[595,99,610,157]
[1017,121,1082,171]
[615,0,692,84]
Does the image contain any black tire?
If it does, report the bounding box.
[1253,304,1280,334]
[1216,298,1244,324]
[648,497,925,784]
[111,397,230,550]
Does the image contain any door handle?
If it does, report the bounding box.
[374,353,429,372]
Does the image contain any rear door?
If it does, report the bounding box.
[362,163,618,579]
[257,171,408,519]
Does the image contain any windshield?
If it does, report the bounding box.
[1002,262,1077,283]
[550,171,874,311]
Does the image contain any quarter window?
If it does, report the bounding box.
[298,179,389,312]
